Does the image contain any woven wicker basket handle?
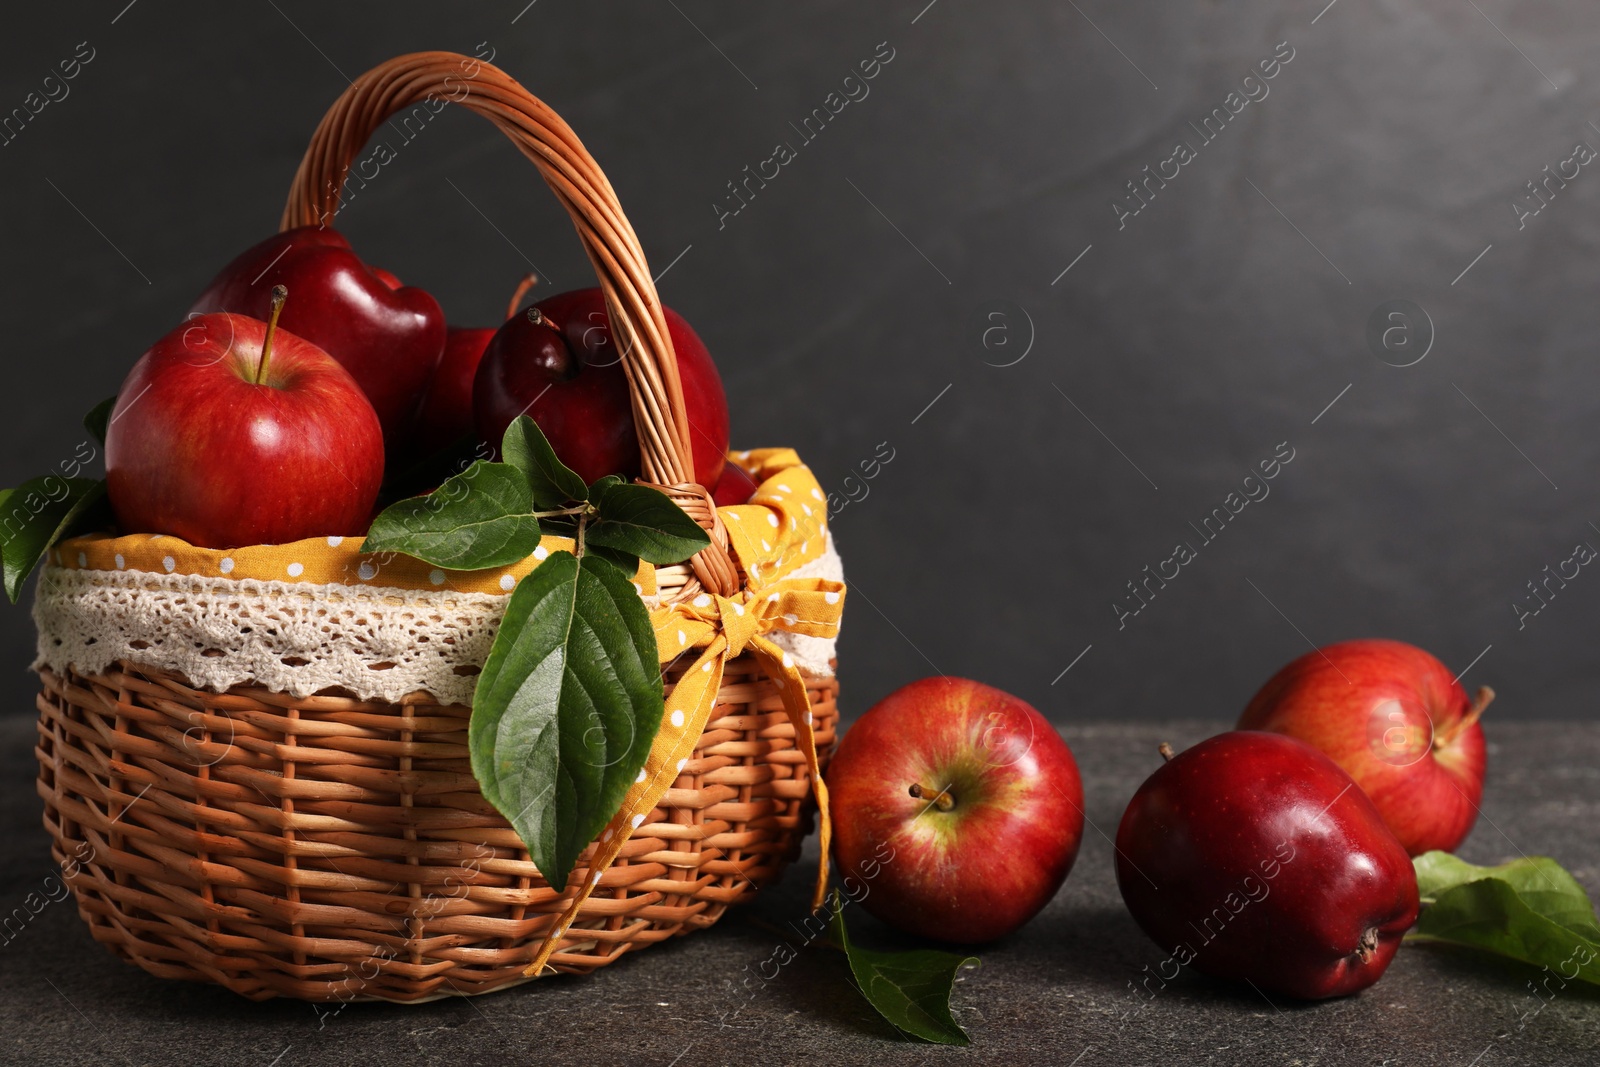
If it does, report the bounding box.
[281,51,736,597]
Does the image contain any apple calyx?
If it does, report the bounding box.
[1435,685,1495,750]
[1353,927,1379,964]
[908,782,956,812]
[254,284,289,386]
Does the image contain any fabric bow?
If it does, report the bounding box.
[523,573,845,976]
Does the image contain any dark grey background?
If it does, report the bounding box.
[3,0,1599,730]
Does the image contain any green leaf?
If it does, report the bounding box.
[586,479,710,565]
[587,474,627,497]
[362,460,540,570]
[84,397,116,446]
[0,477,108,602]
[1409,851,1600,984]
[1415,852,1600,940]
[469,551,663,891]
[585,544,641,575]
[828,893,977,1045]
[500,416,586,510]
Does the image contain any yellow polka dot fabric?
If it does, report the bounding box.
[52,530,658,598]
[53,449,846,977]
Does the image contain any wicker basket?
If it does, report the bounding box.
[32,51,841,1003]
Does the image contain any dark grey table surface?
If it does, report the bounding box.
[2,716,1595,1067]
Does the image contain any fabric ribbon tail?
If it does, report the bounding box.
[748,634,831,912]
[522,639,732,977]
[810,770,831,912]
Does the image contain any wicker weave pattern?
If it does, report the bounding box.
[36,658,836,1002]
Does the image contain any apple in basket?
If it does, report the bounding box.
[105,287,385,549]
[410,274,541,462]
[711,462,758,507]
[473,288,730,488]
[826,677,1085,943]
[189,226,447,455]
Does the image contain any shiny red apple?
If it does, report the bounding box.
[105,291,384,548]
[711,461,757,507]
[1116,731,1419,1000]
[1236,639,1489,856]
[826,677,1085,944]
[473,288,729,487]
[189,226,446,454]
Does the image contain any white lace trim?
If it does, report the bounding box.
[32,534,842,705]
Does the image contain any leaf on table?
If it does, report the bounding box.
[827,893,977,1045]
[1415,851,1600,940]
[84,396,116,446]
[586,479,710,566]
[0,477,108,602]
[500,415,586,509]
[468,551,663,891]
[362,460,540,570]
[1409,850,1600,984]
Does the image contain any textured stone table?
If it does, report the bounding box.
[2,718,1595,1067]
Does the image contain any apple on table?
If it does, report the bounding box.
[826,677,1085,944]
[1116,730,1420,1000]
[1237,639,1490,856]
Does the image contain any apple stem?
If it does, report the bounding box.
[908,783,955,812]
[505,273,539,320]
[255,285,288,386]
[575,511,588,559]
[1158,742,1176,763]
[1438,686,1495,748]
[527,306,564,334]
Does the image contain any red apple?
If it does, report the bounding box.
[1116,731,1419,1000]
[412,326,495,457]
[826,677,1085,944]
[190,227,446,455]
[412,275,541,459]
[1236,639,1489,856]
[105,291,384,548]
[711,461,757,507]
[473,288,729,487]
